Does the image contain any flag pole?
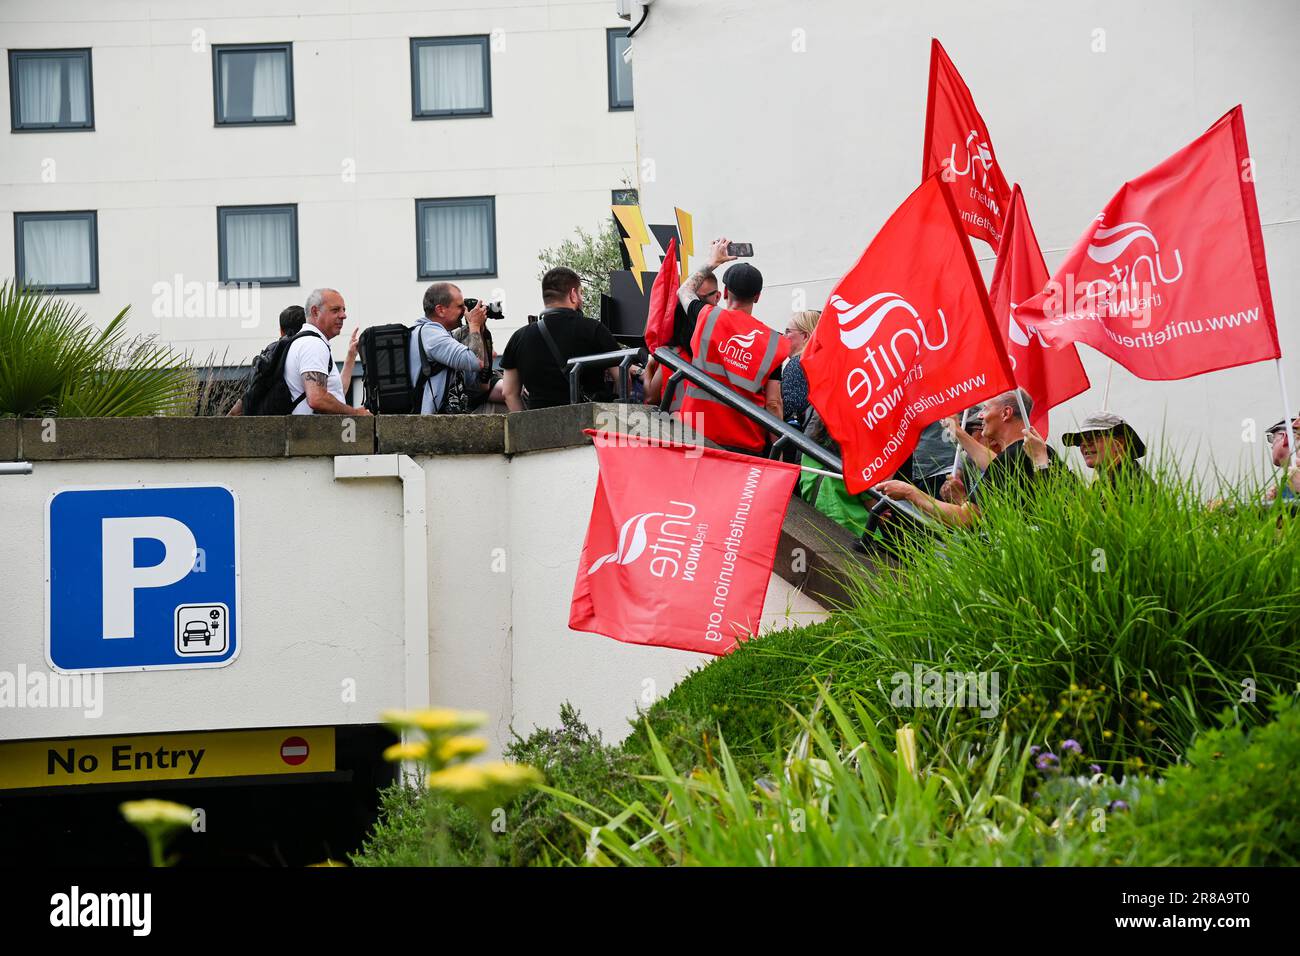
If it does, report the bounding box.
[1013,388,1032,428]
[800,464,845,481]
[950,408,969,474]
[1276,359,1296,465]
[1101,361,1114,412]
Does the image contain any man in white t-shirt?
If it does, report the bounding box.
[285,288,371,416]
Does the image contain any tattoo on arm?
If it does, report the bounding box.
[302,371,328,386]
[463,330,487,364]
[677,265,715,306]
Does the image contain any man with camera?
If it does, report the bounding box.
[411,282,489,414]
[452,296,507,412]
[500,266,620,411]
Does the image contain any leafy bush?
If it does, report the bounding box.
[352,704,642,867]
[1099,696,1300,865]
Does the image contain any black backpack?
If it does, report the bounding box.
[241,329,318,416]
[359,323,468,415]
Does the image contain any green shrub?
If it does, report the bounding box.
[1099,696,1300,865]
[352,704,643,867]
[501,703,644,865]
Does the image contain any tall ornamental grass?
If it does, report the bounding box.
[830,458,1300,772]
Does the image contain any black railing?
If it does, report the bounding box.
[567,347,642,404]
[652,346,933,527]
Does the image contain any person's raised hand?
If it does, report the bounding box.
[347,326,360,360]
[466,300,488,332]
[873,479,917,503]
[1023,424,1049,467]
[707,237,737,269]
[941,472,967,504]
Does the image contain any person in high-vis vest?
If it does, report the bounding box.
[673,238,786,455]
[643,275,719,407]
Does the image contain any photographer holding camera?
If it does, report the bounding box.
[411,282,489,414]
[453,295,507,412]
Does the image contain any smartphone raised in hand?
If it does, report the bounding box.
[726,242,754,258]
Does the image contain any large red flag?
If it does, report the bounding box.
[922,38,1013,251]
[644,237,678,353]
[988,184,1091,435]
[570,431,798,655]
[1015,106,1280,380]
[801,175,1016,495]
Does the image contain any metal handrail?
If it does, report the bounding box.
[652,346,933,526]
[567,347,642,404]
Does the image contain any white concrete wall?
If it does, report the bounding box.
[628,0,1300,480]
[0,444,828,751]
[0,0,636,363]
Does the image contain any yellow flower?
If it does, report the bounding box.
[383,741,430,762]
[480,762,544,790]
[896,726,918,777]
[426,764,493,795]
[119,800,193,829]
[381,708,487,734]
[435,736,488,763]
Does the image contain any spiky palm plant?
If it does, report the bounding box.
[0,280,194,418]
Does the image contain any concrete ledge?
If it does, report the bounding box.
[505,402,709,456]
[376,414,505,456]
[156,417,286,459]
[21,417,160,460]
[0,419,20,461]
[286,415,375,457]
[773,496,876,609]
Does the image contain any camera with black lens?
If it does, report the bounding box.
[463,297,505,321]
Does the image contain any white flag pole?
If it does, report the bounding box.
[951,408,970,474]
[1013,388,1032,428]
[800,464,845,481]
[1101,361,1115,412]
[1276,359,1296,465]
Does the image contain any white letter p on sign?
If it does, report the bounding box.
[101,517,197,639]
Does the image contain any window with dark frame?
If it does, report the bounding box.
[410,36,492,119]
[213,43,294,125]
[14,211,99,293]
[606,28,633,111]
[416,197,497,279]
[217,204,299,286]
[612,188,639,206]
[9,49,94,131]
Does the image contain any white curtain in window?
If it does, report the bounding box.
[221,51,287,120]
[422,204,489,274]
[418,42,484,112]
[17,56,88,125]
[225,211,292,280]
[250,51,288,118]
[611,35,633,105]
[23,218,92,287]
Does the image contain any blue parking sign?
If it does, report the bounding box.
[46,485,240,672]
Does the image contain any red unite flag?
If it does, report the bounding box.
[988,185,1091,435]
[801,175,1016,495]
[570,431,799,655]
[922,38,1013,251]
[644,237,679,354]
[1014,106,1280,380]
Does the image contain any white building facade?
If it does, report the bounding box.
[1,0,638,364]
[625,0,1300,478]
